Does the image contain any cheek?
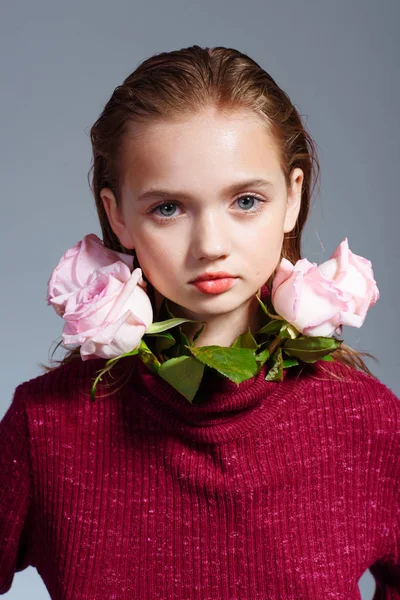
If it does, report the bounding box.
[239,216,285,276]
[239,213,285,253]
[134,233,182,285]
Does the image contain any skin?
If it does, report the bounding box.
[100,107,303,347]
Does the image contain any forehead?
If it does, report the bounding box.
[120,108,282,192]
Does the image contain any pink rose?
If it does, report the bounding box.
[47,233,135,316]
[271,238,379,337]
[47,234,153,360]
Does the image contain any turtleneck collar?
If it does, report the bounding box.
[132,357,301,445]
[125,284,310,445]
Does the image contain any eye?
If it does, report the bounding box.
[148,193,267,222]
[234,193,266,212]
[150,202,180,219]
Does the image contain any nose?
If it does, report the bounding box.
[190,209,231,261]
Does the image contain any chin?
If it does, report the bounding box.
[182,291,253,314]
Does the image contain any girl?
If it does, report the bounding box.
[0,45,398,599]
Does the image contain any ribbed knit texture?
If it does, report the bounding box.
[0,354,399,599]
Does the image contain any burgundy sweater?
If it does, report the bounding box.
[0,353,399,599]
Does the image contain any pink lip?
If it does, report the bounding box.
[191,271,236,282]
[191,277,238,295]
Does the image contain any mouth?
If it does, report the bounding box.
[190,271,237,283]
[190,274,239,295]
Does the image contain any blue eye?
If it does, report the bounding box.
[152,202,179,218]
[149,193,266,221]
[237,195,258,210]
[236,194,265,213]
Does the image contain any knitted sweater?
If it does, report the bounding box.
[0,354,399,599]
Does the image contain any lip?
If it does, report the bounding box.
[191,277,237,295]
[190,271,237,283]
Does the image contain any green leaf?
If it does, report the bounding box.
[282,357,299,368]
[158,356,205,403]
[138,338,161,373]
[255,295,284,321]
[283,336,342,363]
[192,324,205,345]
[104,347,139,366]
[163,298,175,319]
[255,348,271,366]
[151,332,176,353]
[146,317,198,334]
[169,328,191,359]
[320,354,335,362]
[189,345,258,384]
[90,361,116,401]
[265,348,283,381]
[256,319,283,336]
[180,330,190,346]
[231,329,258,349]
[279,323,300,339]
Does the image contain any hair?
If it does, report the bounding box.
[42,45,377,383]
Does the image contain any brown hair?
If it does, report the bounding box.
[42,45,377,380]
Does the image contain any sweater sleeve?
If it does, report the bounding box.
[370,560,400,599]
[369,519,400,598]
[0,384,34,594]
[368,385,400,599]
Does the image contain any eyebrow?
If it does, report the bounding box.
[136,178,274,201]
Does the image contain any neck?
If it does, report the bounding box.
[153,289,262,347]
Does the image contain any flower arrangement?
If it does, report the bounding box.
[47,234,379,403]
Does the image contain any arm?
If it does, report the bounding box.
[0,385,34,594]
[370,553,400,599]
[370,513,400,598]
[369,386,400,599]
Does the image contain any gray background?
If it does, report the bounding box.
[1,0,399,597]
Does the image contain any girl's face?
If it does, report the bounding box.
[101,108,303,323]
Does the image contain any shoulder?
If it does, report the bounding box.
[6,357,126,448]
[309,359,399,413]
[292,361,400,499]
[300,359,400,443]
[13,357,110,410]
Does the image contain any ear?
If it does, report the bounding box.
[100,188,135,250]
[283,168,304,234]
